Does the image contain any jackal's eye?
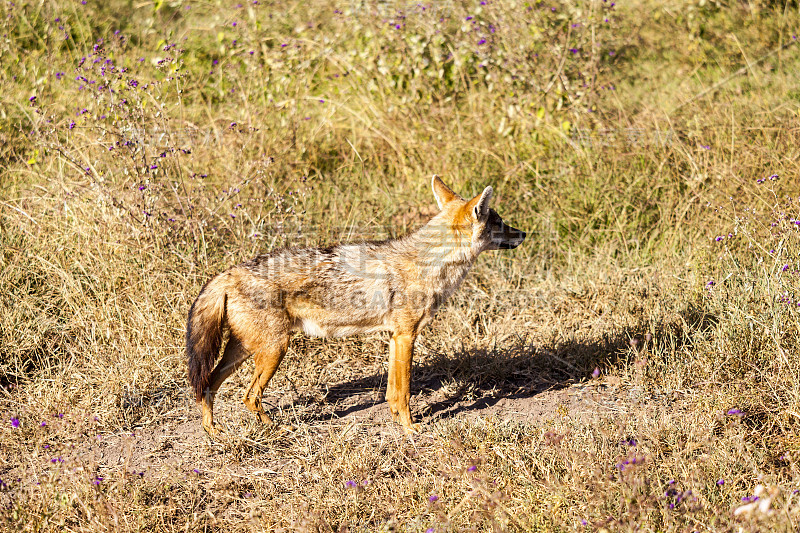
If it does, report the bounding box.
[487,210,503,226]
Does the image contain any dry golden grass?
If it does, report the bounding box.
[2,0,800,530]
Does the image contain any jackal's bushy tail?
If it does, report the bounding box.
[186,274,228,401]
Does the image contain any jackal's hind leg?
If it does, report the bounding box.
[242,334,289,425]
[202,337,251,435]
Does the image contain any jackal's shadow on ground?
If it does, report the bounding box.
[290,325,670,424]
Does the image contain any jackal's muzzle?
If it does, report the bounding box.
[497,226,526,249]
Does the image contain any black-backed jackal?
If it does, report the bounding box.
[187,176,526,434]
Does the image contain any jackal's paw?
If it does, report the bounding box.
[257,411,274,425]
[403,422,422,434]
[203,422,223,437]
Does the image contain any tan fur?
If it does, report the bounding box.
[186,176,526,435]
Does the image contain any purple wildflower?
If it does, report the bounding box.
[11,418,19,428]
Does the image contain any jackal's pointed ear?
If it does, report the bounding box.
[467,186,493,220]
[432,175,458,209]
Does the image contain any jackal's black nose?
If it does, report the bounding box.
[509,227,526,242]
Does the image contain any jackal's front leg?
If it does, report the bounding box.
[386,333,420,433]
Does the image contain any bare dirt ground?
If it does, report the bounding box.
[61,366,664,485]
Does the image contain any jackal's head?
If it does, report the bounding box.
[431,175,526,253]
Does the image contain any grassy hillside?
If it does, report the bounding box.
[1,0,800,530]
